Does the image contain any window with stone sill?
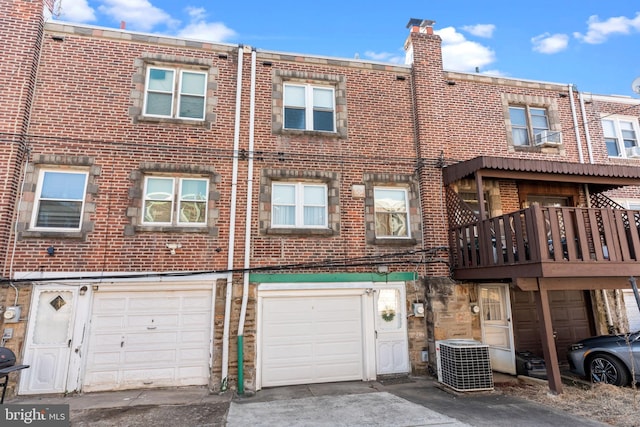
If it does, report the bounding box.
[502,94,561,150]
[31,169,89,231]
[260,169,340,236]
[272,70,347,138]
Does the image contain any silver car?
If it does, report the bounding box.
[567,331,640,386]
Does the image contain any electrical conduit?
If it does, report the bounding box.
[221,45,244,391]
[237,48,257,395]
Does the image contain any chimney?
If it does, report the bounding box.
[406,18,435,35]
[120,21,126,30]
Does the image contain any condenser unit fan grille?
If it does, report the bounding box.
[436,340,493,392]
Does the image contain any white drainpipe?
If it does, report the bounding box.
[236,47,257,394]
[568,84,584,164]
[578,91,594,164]
[221,45,244,390]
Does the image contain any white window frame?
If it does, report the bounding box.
[271,182,328,228]
[374,187,411,238]
[142,176,209,226]
[30,169,89,231]
[509,105,550,146]
[602,115,640,158]
[143,67,207,121]
[283,83,335,132]
[615,199,640,210]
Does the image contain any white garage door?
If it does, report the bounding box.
[624,290,640,332]
[83,288,212,392]
[261,293,364,387]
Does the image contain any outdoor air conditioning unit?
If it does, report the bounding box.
[626,146,640,158]
[534,130,562,147]
[435,339,493,392]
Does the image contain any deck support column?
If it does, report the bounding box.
[534,278,563,394]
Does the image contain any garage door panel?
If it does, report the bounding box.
[261,293,364,387]
[84,288,212,392]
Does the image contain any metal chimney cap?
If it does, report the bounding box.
[406,18,436,29]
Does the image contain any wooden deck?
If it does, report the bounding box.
[451,204,640,280]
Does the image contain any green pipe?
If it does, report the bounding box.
[237,335,244,394]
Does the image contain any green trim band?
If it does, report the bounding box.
[249,272,416,283]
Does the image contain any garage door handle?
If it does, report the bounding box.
[147,326,157,330]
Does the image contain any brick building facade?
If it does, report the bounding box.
[0,1,639,397]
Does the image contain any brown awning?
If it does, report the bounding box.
[442,156,640,190]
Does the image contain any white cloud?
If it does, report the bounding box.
[97,0,178,32]
[56,0,96,22]
[176,7,236,42]
[435,26,496,73]
[574,12,640,44]
[461,24,496,38]
[531,33,569,54]
[363,50,405,64]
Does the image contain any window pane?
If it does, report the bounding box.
[602,119,616,137]
[146,93,172,116]
[375,188,409,237]
[284,108,305,129]
[36,200,82,228]
[179,201,206,223]
[144,200,172,223]
[148,68,174,92]
[509,107,526,126]
[313,88,333,108]
[313,110,334,131]
[284,85,305,107]
[303,186,326,205]
[273,206,295,225]
[512,128,529,146]
[181,72,205,95]
[179,95,205,119]
[606,138,621,156]
[273,184,295,204]
[146,178,174,199]
[41,172,86,200]
[377,289,401,329]
[375,189,407,209]
[303,206,325,225]
[181,179,208,200]
[531,114,549,130]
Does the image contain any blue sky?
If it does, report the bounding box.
[49,0,640,97]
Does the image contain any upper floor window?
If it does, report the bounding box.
[509,106,560,146]
[144,67,207,120]
[283,84,335,132]
[374,187,409,238]
[272,182,327,228]
[31,170,89,231]
[603,116,640,158]
[143,176,208,226]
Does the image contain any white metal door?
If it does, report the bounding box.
[19,287,79,394]
[374,286,409,375]
[479,284,516,374]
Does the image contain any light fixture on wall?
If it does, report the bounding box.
[79,286,88,296]
[47,246,55,256]
[166,242,182,255]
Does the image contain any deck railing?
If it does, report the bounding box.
[451,205,640,269]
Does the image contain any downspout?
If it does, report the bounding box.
[237,47,256,395]
[568,84,584,164]
[574,86,612,330]
[221,45,244,391]
[578,91,595,164]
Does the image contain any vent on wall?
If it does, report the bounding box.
[435,339,494,392]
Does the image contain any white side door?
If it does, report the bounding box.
[479,284,516,374]
[19,286,80,394]
[374,286,409,375]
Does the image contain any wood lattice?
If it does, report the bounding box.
[445,186,479,228]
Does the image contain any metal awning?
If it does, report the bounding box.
[443,156,640,189]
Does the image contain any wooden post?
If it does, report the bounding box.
[534,279,563,394]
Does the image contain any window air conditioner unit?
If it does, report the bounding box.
[625,146,640,158]
[435,339,494,392]
[534,130,562,146]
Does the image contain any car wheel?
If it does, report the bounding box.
[589,354,629,386]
